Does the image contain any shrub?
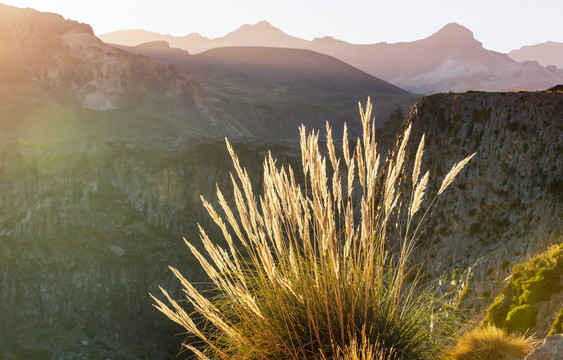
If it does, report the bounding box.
[485,296,510,327]
[506,305,538,334]
[152,99,475,359]
[449,325,532,360]
[519,267,561,304]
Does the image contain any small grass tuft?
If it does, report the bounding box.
[449,325,533,360]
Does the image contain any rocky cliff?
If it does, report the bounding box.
[402,91,562,315]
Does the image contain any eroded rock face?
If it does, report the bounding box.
[525,335,563,360]
[403,91,562,315]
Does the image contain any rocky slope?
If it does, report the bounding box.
[0,4,200,114]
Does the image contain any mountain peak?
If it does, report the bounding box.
[232,20,280,34]
[222,20,301,44]
[426,22,483,49]
[253,20,274,28]
[0,3,94,36]
[433,23,475,40]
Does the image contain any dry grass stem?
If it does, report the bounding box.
[438,153,477,195]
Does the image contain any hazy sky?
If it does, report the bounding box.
[3,0,562,52]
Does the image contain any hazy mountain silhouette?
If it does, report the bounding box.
[509,41,563,69]
[101,21,309,54]
[343,23,563,93]
[102,22,563,93]
[111,41,192,65]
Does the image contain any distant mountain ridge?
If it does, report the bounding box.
[509,41,563,68]
[101,21,563,93]
[112,40,192,65]
[100,21,310,54]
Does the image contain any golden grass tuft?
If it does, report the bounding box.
[449,325,533,360]
[153,98,475,359]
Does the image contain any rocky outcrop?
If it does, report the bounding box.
[0,4,223,144]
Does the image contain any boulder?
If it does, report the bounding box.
[525,335,563,360]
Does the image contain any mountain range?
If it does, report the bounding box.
[101,21,563,93]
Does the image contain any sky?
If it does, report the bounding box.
[3,0,562,53]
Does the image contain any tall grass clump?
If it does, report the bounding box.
[448,325,533,360]
[153,99,475,360]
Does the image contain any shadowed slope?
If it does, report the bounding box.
[188,46,407,94]
[111,41,406,94]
